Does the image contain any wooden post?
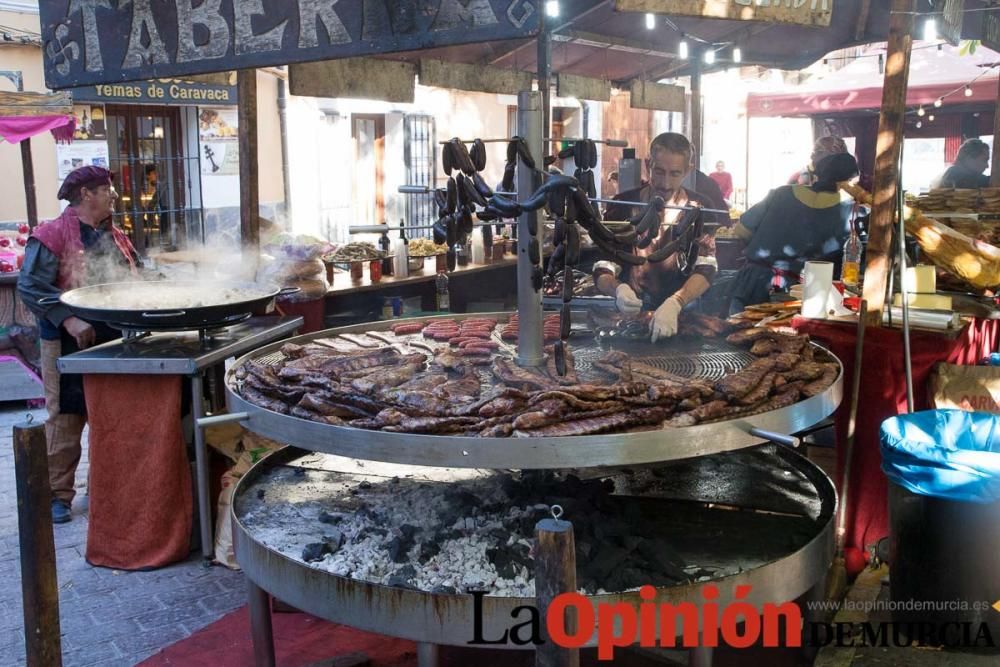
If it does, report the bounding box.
[690,61,702,173]
[860,0,915,326]
[991,74,1000,187]
[238,69,260,273]
[13,420,62,667]
[21,139,38,230]
[535,512,578,667]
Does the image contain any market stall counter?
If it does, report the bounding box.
[57,315,303,567]
[792,315,1000,557]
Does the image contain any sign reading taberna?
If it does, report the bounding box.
[614,0,833,27]
[71,78,237,105]
[40,0,541,90]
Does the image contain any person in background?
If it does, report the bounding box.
[606,171,620,198]
[729,153,860,314]
[931,138,990,189]
[789,135,849,187]
[709,160,734,202]
[16,166,139,524]
[682,145,728,220]
[601,132,718,341]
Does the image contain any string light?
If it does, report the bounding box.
[645,13,655,30]
[678,38,689,60]
[928,114,935,122]
[704,49,716,65]
[917,106,925,117]
[934,98,943,107]
[733,47,742,63]
[545,1,559,17]
[965,85,973,97]
[916,121,923,129]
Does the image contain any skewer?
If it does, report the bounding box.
[436,137,627,146]
[397,185,730,215]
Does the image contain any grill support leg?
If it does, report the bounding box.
[416,642,440,667]
[247,579,275,667]
[191,372,213,560]
[689,645,713,667]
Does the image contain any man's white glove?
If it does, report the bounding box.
[615,284,643,315]
[650,295,683,342]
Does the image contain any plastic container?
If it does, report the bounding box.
[369,259,382,284]
[881,410,1000,638]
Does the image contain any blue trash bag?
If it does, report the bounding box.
[881,409,1000,504]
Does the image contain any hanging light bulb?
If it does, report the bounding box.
[733,46,742,64]
[545,1,559,17]
[917,106,925,117]
[704,49,716,65]
[916,121,923,129]
[645,13,655,30]
[965,85,973,97]
[934,98,943,108]
[937,44,944,57]
[678,38,689,60]
[923,18,937,42]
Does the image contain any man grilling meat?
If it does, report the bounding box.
[600,133,718,342]
[17,166,139,524]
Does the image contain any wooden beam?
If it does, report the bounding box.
[557,73,611,102]
[21,140,38,230]
[238,70,260,266]
[861,0,916,327]
[690,62,703,173]
[289,58,416,103]
[0,91,72,117]
[992,74,1000,187]
[854,0,873,41]
[615,0,833,26]
[420,59,532,95]
[629,79,685,112]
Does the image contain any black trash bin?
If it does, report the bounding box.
[881,410,1000,643]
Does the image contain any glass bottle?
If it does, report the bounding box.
[436,270,450,312]
[841,221,862,287]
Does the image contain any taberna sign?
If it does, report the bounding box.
[71,79,237,105]
[40,0,541,90]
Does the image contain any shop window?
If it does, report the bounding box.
[105,105,203,253]
[403,113,436,239]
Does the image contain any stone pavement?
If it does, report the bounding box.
[0,401,247,666]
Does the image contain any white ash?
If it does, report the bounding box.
[239,467,546,597]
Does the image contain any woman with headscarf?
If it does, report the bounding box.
[729,152,860,314]
[789,135,849,186]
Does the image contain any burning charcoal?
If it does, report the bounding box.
[636,540,687,581]
[294,467,306,477]
[417,541,441,564]
[582,546,630,580]
[387,537,410,563]
[391,476,400,484]
[359,481,372,490]
[318,510,343,525]
[444,488,481,508]
[487,547,518,579]
[256,489,266,500]
[323,530,346,548]
[431,584,457,594]
[302,542,332,563]
[387,564,418,589]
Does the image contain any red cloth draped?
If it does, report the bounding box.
[84,375,192,570]
[793,317,1000,554]
[0,114,75,144]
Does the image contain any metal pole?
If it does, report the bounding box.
[516,91,545,367]
[836,299,867,551]
[416,643,440,667]
[191,373,213,560]
[538,16,552,157]
[246,579,275,667]
[898,191,914,413]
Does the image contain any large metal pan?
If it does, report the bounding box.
[47,280,298,330]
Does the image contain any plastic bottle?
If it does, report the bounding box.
[393,221,409,278]
[841,222,862,287]
[436,270,450,312]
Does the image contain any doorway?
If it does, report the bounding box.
[105,105,202,253]
[352,114,386,227]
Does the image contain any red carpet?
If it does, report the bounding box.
[137,606,418,666]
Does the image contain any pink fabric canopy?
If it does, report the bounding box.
[0,114,75,144]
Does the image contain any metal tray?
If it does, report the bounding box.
[224,313,842,470]
[233,445,835,648]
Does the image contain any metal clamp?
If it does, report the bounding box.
[749,427,800,449]
[195,412,249,429]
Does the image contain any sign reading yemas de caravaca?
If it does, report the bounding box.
[614,0,833,27]
[71,78,237,105]
[40,1,540,90]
